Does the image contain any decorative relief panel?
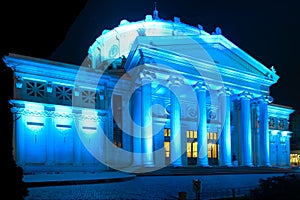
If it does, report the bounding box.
[186,105,197,120]
[268,117,288,131]
[25,81,46,99]
[55,85,72,104]
[207,107,218,123]
[278,118,287,131]
[268,117,277,130]
[20,80,107,110]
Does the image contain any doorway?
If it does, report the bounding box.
[208,132,219,165]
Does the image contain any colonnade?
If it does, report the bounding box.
[132,71,272,167]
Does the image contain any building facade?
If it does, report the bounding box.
[3,14,294,173]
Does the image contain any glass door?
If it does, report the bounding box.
[208,132,219,165]
[187,130,197,165]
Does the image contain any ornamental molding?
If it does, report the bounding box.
[251,95,273,104]
[10,105,108,122]
[238,91,253,100]
[217,87,232,97]
[167,76,184,88]
[139,69,156,82]
[73,113,108,122]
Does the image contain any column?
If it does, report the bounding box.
[132,86,142,166]
[45,109,54,165]
[239,92,253,166]
[259,96,271,166]
[141,71,154,167]
[169,76,183,166]
[286,135,291,166]
[219,88,232,166]
[13,108,25,165]
[195,82,209,166]
[73,116,82,166]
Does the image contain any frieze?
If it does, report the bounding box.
[268,117,288,131]
[10,106,107,122]
[73,112,108,122]
[268,117,277,129]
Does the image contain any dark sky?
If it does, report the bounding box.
[1,0,299,111]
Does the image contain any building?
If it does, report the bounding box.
[290,111,300,166]
[3,11,294,174]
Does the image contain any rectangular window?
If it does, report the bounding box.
[187,130,197,158]
[164,128,170,137]
[213,133,217,140]
[208,132,217,140]
[187,130,197,139]
[208,143,218,158]
[193,131,197,139]
[164,141,170,158]
[192,142,198,158]
[187,142,192,158]
[164,128,171,164]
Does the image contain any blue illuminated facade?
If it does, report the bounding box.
[3,14,294,173]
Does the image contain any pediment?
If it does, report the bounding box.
[126,35,278,83]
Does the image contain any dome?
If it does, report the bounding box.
[87,15,209,69]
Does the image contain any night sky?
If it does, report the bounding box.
[1,0,299,112]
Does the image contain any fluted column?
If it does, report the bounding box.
[239,92,253,166]
[168,76,184,166]
[258,95,272,166]
[132,86,142,166]
[219,88,232,166]
[195,82,209,166]
[140,71,155,167]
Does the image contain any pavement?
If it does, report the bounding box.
[23,166,299,188]
[24,171,136,187]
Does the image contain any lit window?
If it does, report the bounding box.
[192,142,198,158]
[213,133,217,140]
[164,142,170,158]
[187,130,198,158]
[193,131,197,139]
[187,142,192,158]
[208,143,217,158]
[164,129,171,160]
[187,130,197,139]
[164,128,170,137]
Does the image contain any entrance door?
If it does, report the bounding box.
[208,132,219,165]
[187,130,197,165]
[164,128,170,165]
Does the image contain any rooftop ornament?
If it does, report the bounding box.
[153,2,160,20]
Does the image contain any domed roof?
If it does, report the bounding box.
[87,15,209,68]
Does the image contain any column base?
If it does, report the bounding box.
[221,163,233,167]
[197,164,211,167]
[197,158,209,167]
[143,162,155,167]
[172,163,183,167]
[243,163,253,167]
[261,163,271,167]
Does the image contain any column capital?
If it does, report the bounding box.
[218,87,232,97]
[255,95,273,104]
[193,82,207,92]
[139,70,156,82]
[167,76,184,88]
[238,91,253,100]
